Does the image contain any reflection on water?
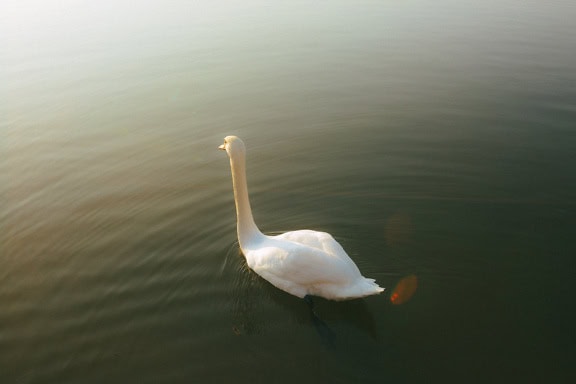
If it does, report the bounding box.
[2,0,576,383]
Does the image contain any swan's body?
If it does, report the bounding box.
[219,136,384,300]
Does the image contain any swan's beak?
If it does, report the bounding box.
[218,144,226,150]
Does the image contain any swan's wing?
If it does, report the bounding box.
[247,238,359,288]
[244,236,381,299]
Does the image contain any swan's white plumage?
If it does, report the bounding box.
[219,136,384,300]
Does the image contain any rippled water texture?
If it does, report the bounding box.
[2,1,575,383]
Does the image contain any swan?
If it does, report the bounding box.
[219,136,384,301]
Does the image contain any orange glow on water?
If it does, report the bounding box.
[390,274,418,305]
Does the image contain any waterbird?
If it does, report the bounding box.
[219,136,384,301]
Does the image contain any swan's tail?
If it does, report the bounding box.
[335,277,384,300]
[361,278,385,295]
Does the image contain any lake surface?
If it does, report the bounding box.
[2,0,575,382]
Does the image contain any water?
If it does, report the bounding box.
[2,1,575,382]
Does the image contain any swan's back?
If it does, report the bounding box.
[242,230,384,300]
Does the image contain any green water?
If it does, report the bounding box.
[2,1,575,383]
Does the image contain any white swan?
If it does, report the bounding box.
[219,136,384,301]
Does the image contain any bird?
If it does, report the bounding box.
[219,135,384,301]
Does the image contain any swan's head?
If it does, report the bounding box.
[218,135,245,157]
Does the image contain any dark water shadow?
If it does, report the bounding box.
[266,285,381,347]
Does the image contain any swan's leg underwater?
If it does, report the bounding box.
[304,295,316,313]
[304,295,336,348]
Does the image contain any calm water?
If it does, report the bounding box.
[2,1,575,383]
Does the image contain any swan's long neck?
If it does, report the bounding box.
[229,150,264,249]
